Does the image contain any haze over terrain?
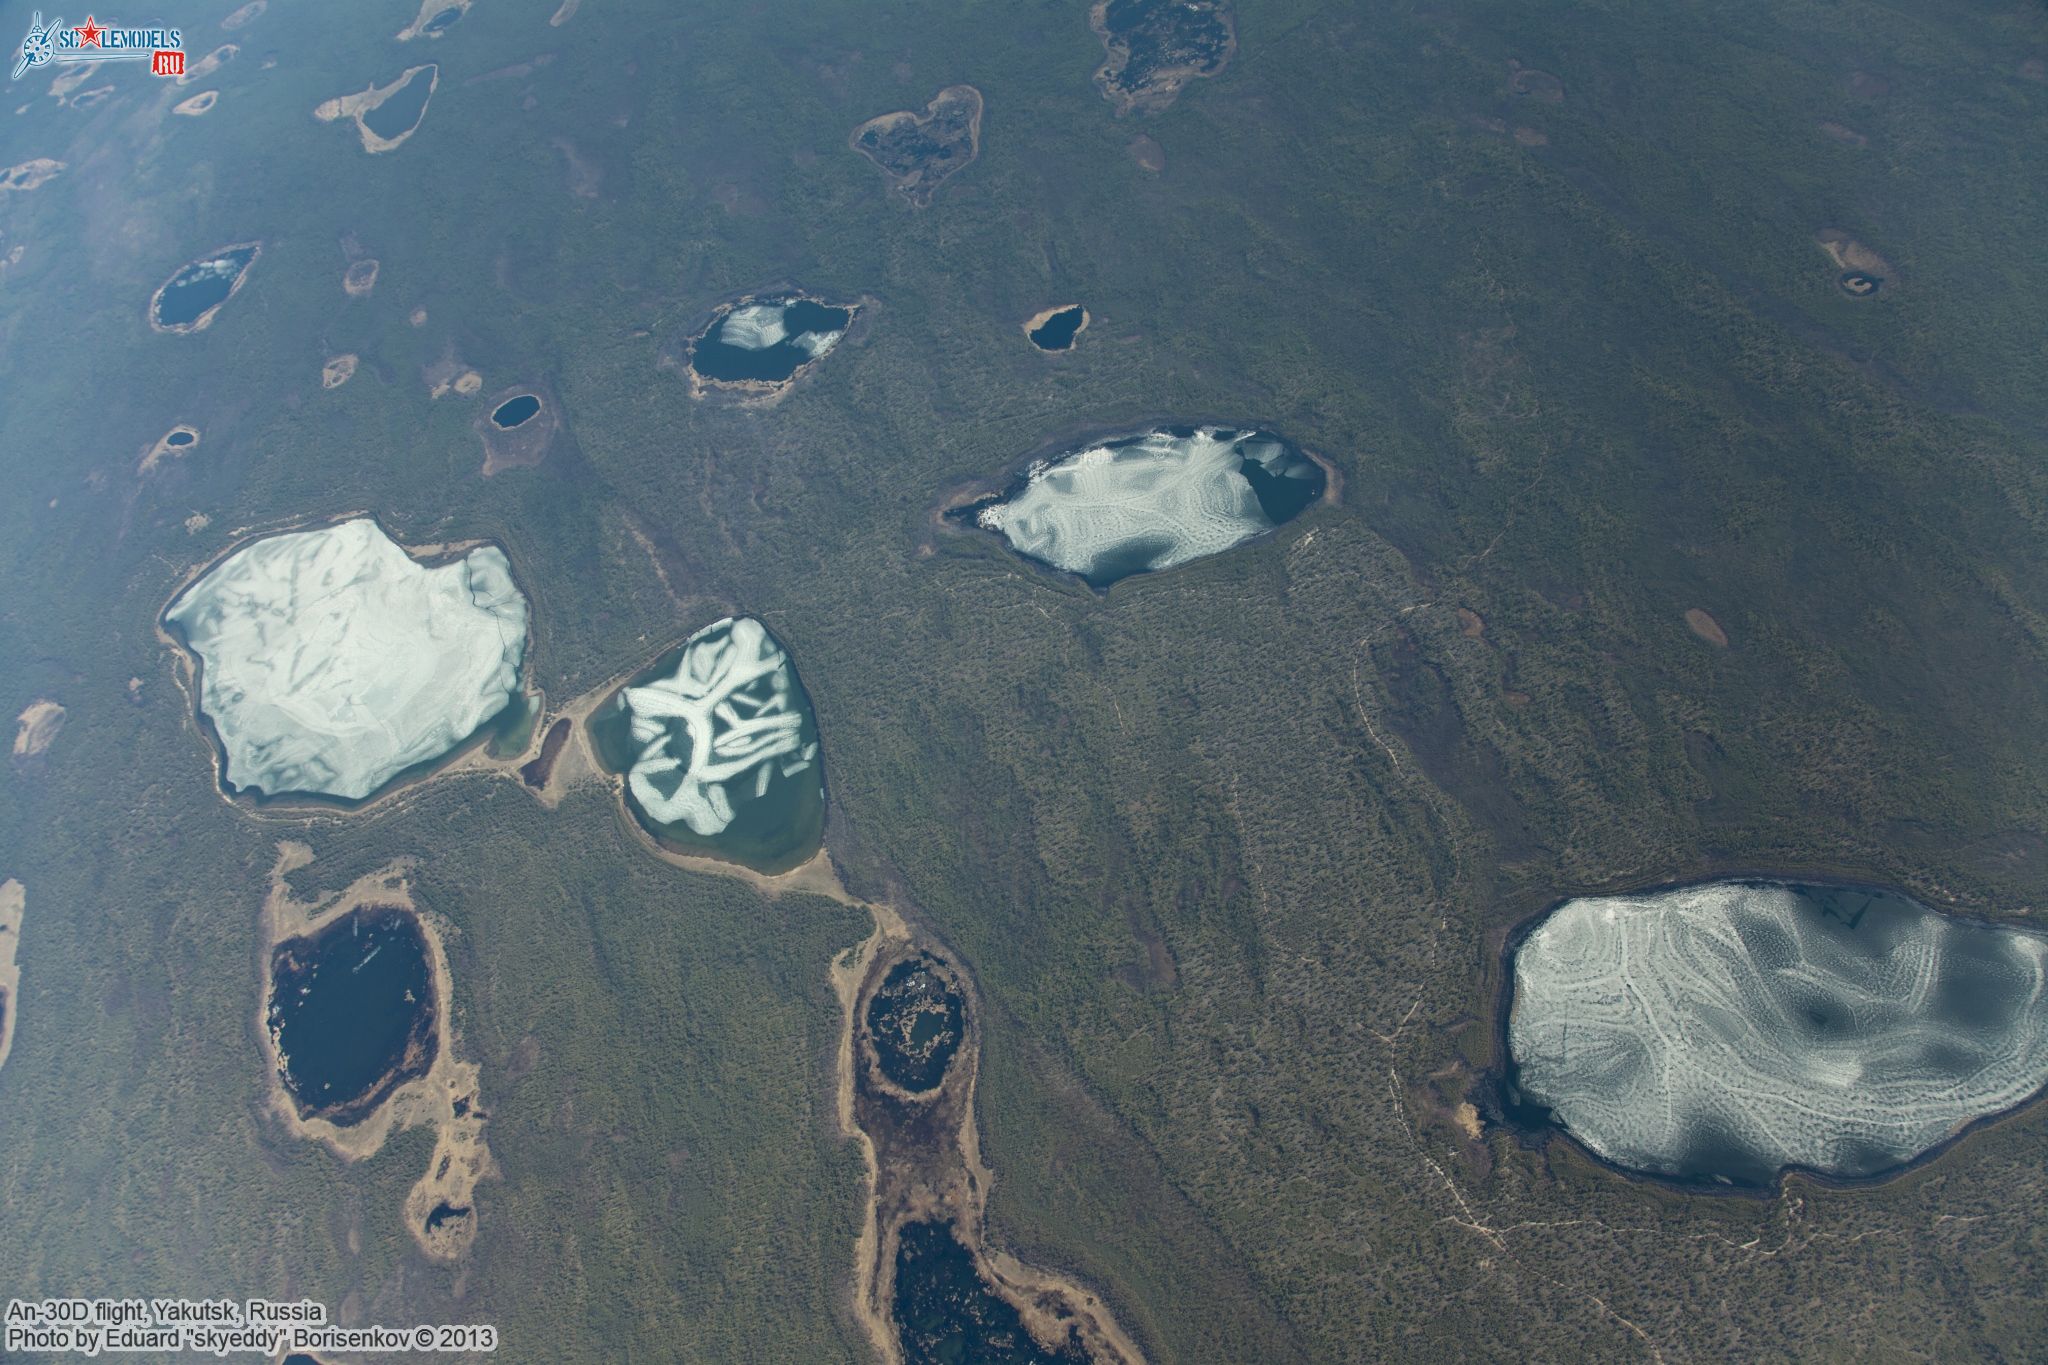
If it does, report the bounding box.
[2,0,2047,1361]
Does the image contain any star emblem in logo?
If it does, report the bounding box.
[74,14,102,46]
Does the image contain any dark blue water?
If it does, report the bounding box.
[1027,306,1085,351]
[153,246,258,328]
[269,907,433,1121]
[362,65,436,142]
[492,394,541,428]
[690,299,851,383]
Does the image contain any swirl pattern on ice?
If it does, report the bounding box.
[1509,882,2048,1183]
[975,427,1323,585]
[614,616,819,837]
[165,518,529,800]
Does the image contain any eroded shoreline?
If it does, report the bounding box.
[258,844,494,1261]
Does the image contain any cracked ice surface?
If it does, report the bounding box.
[616,616,818,836]
[978,427,1312,583]
[1510,882,2048,1181]
[166,518,528,800]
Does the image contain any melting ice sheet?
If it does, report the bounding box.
[1508,881,2048,1184]
[689,298,852,384]
[165,518,529,800]
[612,616,820,838]
[975,426,1323,586]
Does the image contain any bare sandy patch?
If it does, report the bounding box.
[315,65,438,154]
[1453,1101,1483,1141]
[172,90,218,116]
[424,350,483,399]
[1685,607,1729,647]
[409,306,429,327]
[322,354,358,389]
[139,424,201,474]
[1815,228,1895,296]
[0,880,23,1076]
[475,384,561,476]
[221,0,266,30]
[184,512,210,534]
[343,258,380,296]
[1818,121,1867,148]
[13,701,65,757]
[1815,229,1892,276]
[1126,134,1165,172]
[258,844,495,1262]
[1512,125,1548,146]
[1457,608,1485,638]
[549,0,579,25]
[397,0,472,40]
[0,159,65,193]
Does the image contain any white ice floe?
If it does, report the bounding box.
[166,518,529,800]
[718,303,790,351]
[1510,881,2048,1180]
[978,427,1307,582]
[795,328,843,359]
[615,616,817,835]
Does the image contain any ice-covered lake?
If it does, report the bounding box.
[1506,880,2048,1185]
[967,426,1325,586]
[590,616,824,871]
[165,518,529,801]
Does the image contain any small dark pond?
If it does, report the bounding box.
[1027,306,1086,352]
[689,298,853,384]
[893,1220,1090,1365]
[269,906,434,1124]
[491,394,542,428]
[425,1201,471,1232]
[166,430,195,447]
[361,65,436,142]
[425,6,463,32]
[153,244,259,329]
[1839,271,1882,297]
[865,956,966,1093]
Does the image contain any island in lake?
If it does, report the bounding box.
[958,425,1327,586]
[163,518,530,803]
[588,616,824,873]
[1504,880,2048,1186]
